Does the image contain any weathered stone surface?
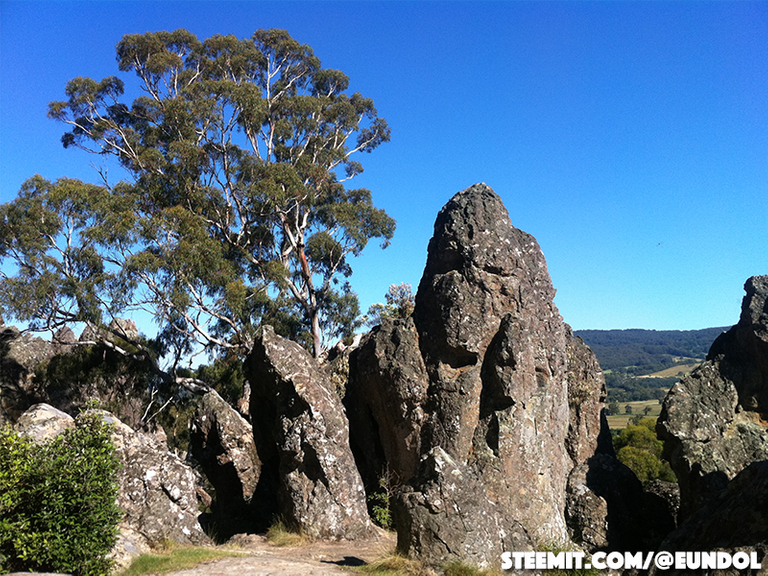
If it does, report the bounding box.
[414,184,568,470]
[109,318,140,341]
[565,453,677,552]
[188,389,260,537]
[14,403,74,442]
[88,409,210,566]
[394,447,533,568]
[565,327,609,466]
[653,460,768,576]
[0,326,56,425]
[12,404,209,570]
[346,317,429,489]
[407,184,571,546]
[107,524,152,573]
[246,325,374,540]
[658,276,768,519]
[348,184,638,564]
[336,183,576,567]
[469,310,570,544]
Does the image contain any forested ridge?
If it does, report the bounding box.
[575,326,729,373]
[575,326,730,401]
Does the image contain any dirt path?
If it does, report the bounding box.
[157,532,397,576]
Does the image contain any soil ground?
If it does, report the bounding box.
[157,531,397,576]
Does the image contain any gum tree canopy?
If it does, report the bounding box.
[0,29,394,362]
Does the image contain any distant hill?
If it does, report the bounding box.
[574,327,731,401]
[574,327,730,374]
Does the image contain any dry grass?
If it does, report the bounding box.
[265,518,315,547]
[442,560,502,576]
[354,551,435,575]
[121,543,245,575]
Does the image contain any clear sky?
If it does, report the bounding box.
[1,1,766,332]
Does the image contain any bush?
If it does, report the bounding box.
[613,419,676,484]
[369,476,393,530]
[0,413,122,576]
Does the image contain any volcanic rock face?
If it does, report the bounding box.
[657,275,768,519]
[652,461,768,576]
[0,326,57,425]
[349,183,614,565]
[415,184,571,545]
[13,402,74,442]
[188,389,261,537]
[393,446,529,568]
[346,317,429,490]
[96,410,210,550]
[246,325,374,540]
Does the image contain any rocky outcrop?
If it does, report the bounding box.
[347,183,617,566]
[12,404,209,571]
[565,453,678,553]
[393,447,532,568]
[413,184,571,546]
[346,317,429,491]
[657,275,768,520]
[565,328,610,465]
[13,403,74,442]
[188,389,260,537]
[246,325,374,540]
[0,326,57,425]
[653,461,768,576]
[562,328,677,552]
[94,409,210,558]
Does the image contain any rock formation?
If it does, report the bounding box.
[653,460,768,576]
[0,326,57,425]
[246,325,374,540]
[101,409,209,547]
[188,389,261,537]
[346,316,429,492]
[348,183,619,566]
[13,402,74,442]
[393,446,528,568]
[657,275,768,520]
[13,404,209,571]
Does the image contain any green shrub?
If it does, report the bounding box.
[369,476,393,530]
[0,413,122,576]
[613,418,676,483]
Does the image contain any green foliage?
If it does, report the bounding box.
[0,413,122,576]
[368,476,393,531]
[195,354,246,407]
[0,27,398,360]
[604,372,673,402]
[579,327,725,402]
[364,283,415,328]
[606,401,621,416]
[613,419,676,484]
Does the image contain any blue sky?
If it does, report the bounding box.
[1,1,766,332]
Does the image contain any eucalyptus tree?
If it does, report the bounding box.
[1,28,394,363]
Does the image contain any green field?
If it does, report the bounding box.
[606,399,663,430]
[639,362,700,379]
